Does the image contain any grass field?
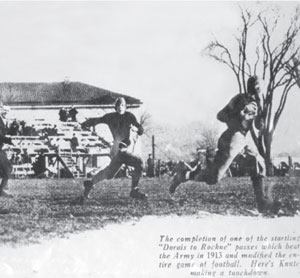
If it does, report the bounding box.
[0,176,299,246]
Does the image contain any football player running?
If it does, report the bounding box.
[79,97,147,201]
[170,76,272,213]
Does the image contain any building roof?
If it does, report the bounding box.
[0,82,142,107]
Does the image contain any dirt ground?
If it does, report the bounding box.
[0,176,299,246]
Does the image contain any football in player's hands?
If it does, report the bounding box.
[244,102,258,116]
[241,102,258,120]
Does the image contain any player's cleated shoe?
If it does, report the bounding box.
[0,190,13,198]
[83,180,94,199]
[257,199,274,214]
[169,161,187,194]
[130,187,147,200]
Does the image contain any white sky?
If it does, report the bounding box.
[0,1,299,153]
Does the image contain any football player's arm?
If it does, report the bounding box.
[217,105,230,123]
[130,114,144,136]
[217,96,239,123]
[81,115,108,129]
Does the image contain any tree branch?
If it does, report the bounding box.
[273,80,296,130]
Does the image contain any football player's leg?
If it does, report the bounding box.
[247,149,272,212]
[206,130,246,185]
[0,151,13,197]
[120,151,147,199]
[82,155,122,199]
[169,161,189,194]
[92,156,122,184]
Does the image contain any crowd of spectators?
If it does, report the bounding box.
[7,119,58,137]
[5,114,110,178]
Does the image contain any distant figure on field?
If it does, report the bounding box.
[70,133,79,152]
[22,149,31,164]
[146,154,154,177]
[59,107,68,122]
[69,106,78,122]
[0,105,14,198]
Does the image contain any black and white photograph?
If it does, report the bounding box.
[0,1,300,277]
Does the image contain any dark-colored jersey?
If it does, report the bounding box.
[82,111,143,146]
[217,94,263,134]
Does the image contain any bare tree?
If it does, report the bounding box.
[196,126,218,150]
[204,5,300,175]
[139,111,152,136]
